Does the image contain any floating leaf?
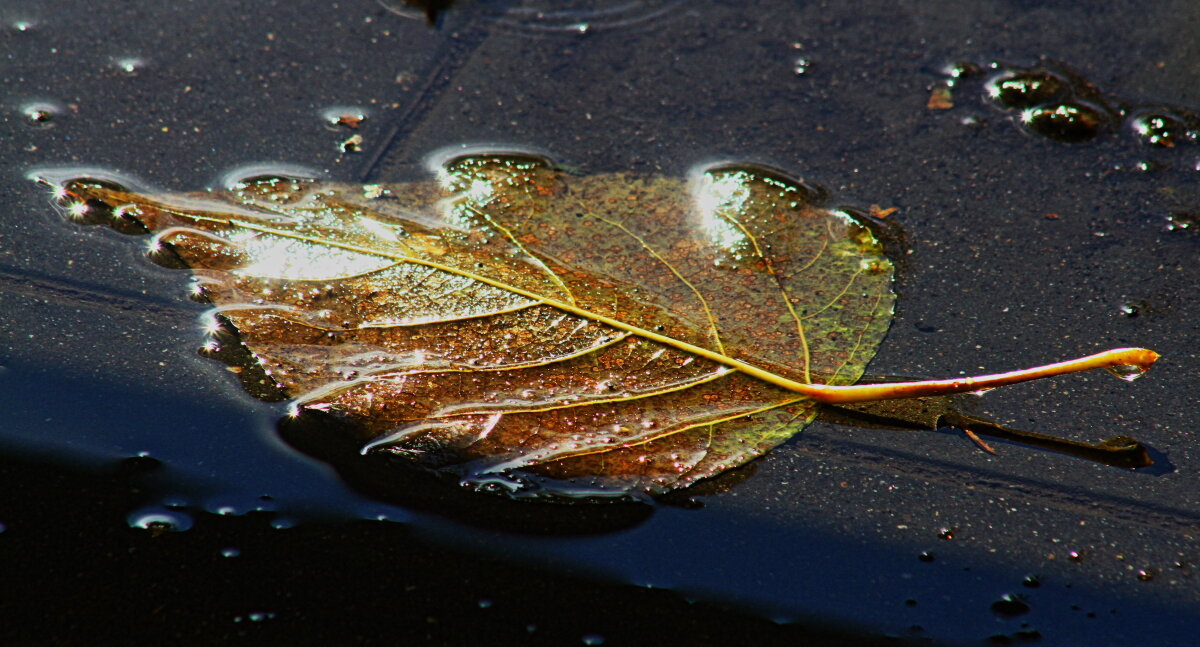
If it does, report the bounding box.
[44,155,1159,498]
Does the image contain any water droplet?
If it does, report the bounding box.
[340,134,364,153]
[937,527,956,540]
[478,599,492,608]
[128,507,193,533]
[793,57,812,75]
[1165,211,1199,232]
[1136,568,1156,581]
[247,611,274,622]
[270,517,296,529]
[1022,574,1041,588]
[944,61,982,80]
[1104,364,1149,382]
[991,593,1031,618]
[221,547,241,558]
[582,635,605,646]
[113,57,145,74]
[321,107,368,130]
[22,102,59,127]
[985,70,1068,109]
[1020,102,1108,143]
[1129,111,1192,148]
[1118,300,1150,317]
[918,551,935,562]
[12,20,36,32]
[1068,550,1084,562]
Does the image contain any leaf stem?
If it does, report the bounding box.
[800,348,1159,404]
[185,215,1159,406]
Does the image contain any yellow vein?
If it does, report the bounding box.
[584,206,727,355]
[435,367,732,417]
[293,330,634,406]
[799,267,866,321]
[110,198,1159,406]
[716,205,813,384]
[220,216,817,392]
[827,280,891,385]
[460,202,577,306]
[509,396,810,466]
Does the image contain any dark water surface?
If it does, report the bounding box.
[3,1,1198,644]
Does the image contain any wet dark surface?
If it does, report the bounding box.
[2,1,1199,644]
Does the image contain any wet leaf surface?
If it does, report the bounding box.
[51,153,1160,500]
[55,155,897,497]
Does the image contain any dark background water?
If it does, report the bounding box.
[2,1,1198,644]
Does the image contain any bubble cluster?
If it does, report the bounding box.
[937,60,1200,147]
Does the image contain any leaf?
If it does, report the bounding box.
[44,155,1159,498]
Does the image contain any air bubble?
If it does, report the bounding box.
[113,57,145,74]
[128,507,194,533]
[944,61,982,81]
[990,593,1031,618]
[1021,102,1107,143]
[1130,111,1192,148]
[793,57,812,75]
[985,71,1068,109]
[1165,211,1198,232]
[22,102,59,127]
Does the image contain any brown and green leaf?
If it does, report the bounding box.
[45,155,1158,498]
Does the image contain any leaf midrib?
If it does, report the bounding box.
[212,215,821,396]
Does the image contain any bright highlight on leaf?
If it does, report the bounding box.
[42,154,1158,498]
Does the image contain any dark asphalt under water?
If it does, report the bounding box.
[2,1,1198,644]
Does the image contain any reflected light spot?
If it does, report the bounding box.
[356,216,398,242]
[234,235,391,280]
[200,313,223,335]
[693,173,750,251]
[66,201,89,218]
[465,179,494,203]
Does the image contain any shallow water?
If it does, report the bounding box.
[3,1,1199,644]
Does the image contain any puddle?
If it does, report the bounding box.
[4,0,1200,643]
